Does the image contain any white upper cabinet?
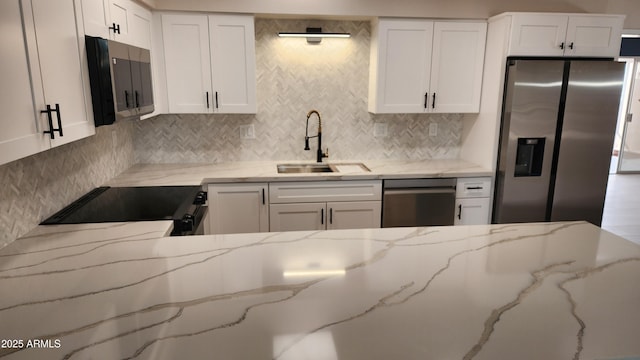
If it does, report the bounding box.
[0,0,48,165]
[161,13,257,114]
[368,19,433,114]
[565,15,624,57]
[369,18,487,114]
[162,14,211,113]
[430,22,487,113]
[209,15,257,114]
[507,13,624,57]
[0,0,94,166]
[81,0,111,38]
[80,0,152,49]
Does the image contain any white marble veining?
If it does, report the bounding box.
[1,221,639,359]
[106,159,492,187]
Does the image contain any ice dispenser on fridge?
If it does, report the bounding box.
[515,138,545,177]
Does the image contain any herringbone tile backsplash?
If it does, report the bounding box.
[135,19,462,163]
[0,121,135,248]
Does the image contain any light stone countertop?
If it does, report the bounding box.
[105,159,492,187]
[1,221,640,359]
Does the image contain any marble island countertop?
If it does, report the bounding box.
[106,159,492,186]
[1,221,640,359]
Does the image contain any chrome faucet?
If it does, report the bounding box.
[304,110,329,163]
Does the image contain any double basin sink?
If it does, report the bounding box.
[277,162,370,174]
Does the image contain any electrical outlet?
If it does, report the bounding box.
[429,123,438,137]
[373,122,388,137]
[240,124,256,139]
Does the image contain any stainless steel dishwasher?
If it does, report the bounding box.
[382,178,457,227]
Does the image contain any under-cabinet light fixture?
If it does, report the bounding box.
[278,27,351,44]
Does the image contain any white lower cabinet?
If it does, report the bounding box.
[269,201,382,232]
[455,197,491,225]
[269,181,382,232]
[269,203,324,232]
[326,201,382,230]
[207,183,269,234]
[454,177,492,225]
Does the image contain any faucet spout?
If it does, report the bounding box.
[304,110,328,163]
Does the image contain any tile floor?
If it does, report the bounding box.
[602,173,640,245]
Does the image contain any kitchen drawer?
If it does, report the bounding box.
[269,180,382,204]
[456,177,492,198]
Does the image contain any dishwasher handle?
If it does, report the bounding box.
[384,188,456,196]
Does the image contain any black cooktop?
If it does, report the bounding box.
[41,186,203,224]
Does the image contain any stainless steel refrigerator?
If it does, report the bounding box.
[493,59,625,226]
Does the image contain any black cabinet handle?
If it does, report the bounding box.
[432,93,436,109]
[329,208,333,224]
[568,42,574,50]
[321,208,324,225]
[466,186,483,190]
[457,204,462,220]
[109,23,120,34]
[215,91,219,109]
[262,188,265,205]
[559,42,565,50]
[41,104,63,139]
[125,90,130,108]
[135,91,140,108]
[206,92,210,109]
[424,93,428,109]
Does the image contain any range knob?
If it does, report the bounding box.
[193,191,207,205]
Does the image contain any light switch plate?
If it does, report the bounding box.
[374,122,388,137]
[429,123,438,137]
[240,124,256,139]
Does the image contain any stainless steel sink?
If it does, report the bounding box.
[276,163,370,174]
[277,164,334,173]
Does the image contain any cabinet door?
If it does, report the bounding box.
[508,14,568,56]
[208,183,269,234]
[128,2,152,49]
[565,15,624,57]
[26,0,94,148]
[81,0,111,38]
[109,0,131,43]
[454,198,491,225]
[0,0,49,166]
[162,14,213,113]
[327,201,381,230]
[430,22,486,113]
[209,14,257,114]
[270,203,326,232]
[369,19,433,114]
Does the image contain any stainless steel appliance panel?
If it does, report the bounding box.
[493,60,565,223]
[85,36,154,126]
[550,61,625,225]
[382,178,456,227]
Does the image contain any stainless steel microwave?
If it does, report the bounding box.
[85,36,154,126]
